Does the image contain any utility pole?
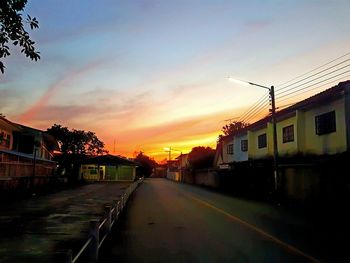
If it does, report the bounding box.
[228,78,279,195]
[270,86,279,192]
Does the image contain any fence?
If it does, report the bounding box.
[54,177,144,263]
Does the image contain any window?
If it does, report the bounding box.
[0,132,10,148]
[227,144,234,155]
[315,111,336,135]
[258,134,267,149]
[241,140,248,152]
[283,125,294,143]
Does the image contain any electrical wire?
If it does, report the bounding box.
[276,68,350,100]
[276,58,350,93]
[238,93,269,122]
[276,74,350,104]
[276,63,350,96]
[276,51,350,88]
[241,100,269,124]
[244,106,270,124]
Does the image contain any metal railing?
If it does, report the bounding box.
[54,177,144,263]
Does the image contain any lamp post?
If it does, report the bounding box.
[228,77,279,193]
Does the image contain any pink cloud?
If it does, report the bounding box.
[17,60,104,124]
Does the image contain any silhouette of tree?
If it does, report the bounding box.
[46,124,107,156]
[46,124,107,183]
[0,0,40,73]
[218,121,250,142]
[134,151,158,178]
[188,146,215,169]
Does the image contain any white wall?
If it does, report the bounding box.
[234,133,248,162]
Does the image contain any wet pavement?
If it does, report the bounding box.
[0,182,130,263]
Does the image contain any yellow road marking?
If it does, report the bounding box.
[186,193,321,263]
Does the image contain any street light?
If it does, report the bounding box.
[228,77,279,193]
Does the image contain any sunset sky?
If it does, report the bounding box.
[1,0,350,161]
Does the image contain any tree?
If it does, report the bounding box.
[46,124,107,156]
[0,0,40,73]
[46,124,107,183]
[134,151,158,178]
[218,121,250,142]
[188,146,215,170]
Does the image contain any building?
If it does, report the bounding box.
[214,135,234,169]
[0,116,58,181]
[247,80,350,159]
[80,154,137,182]
[215,80,350,166]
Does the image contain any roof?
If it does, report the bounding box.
[175,153,188,159]
[247,80,350,131]
[0,116,59,150]
[81,154,137,166]
[0,116,21,132]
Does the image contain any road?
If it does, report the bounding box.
[100,178,334,263]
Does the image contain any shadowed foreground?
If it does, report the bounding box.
[100,178,341,263]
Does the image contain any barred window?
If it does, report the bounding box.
[227,144,234,155]
[258,134,267,149]
[241,140,248,152]
[315,111,336,135]
[283,125,294,143]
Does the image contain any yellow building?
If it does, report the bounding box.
[80,154,137,182]
[247,80,350,160]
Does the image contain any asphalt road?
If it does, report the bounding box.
[100,178,335,263]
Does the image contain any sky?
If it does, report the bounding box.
[1,0,350,161]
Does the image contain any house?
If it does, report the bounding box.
[80,154,137,182]
[0,116,59,180]
[247,80,350,159]
[214,80,350,166]
[0,116,20,151]
[233,131,248,162]
[214,135,234,169]
[165,159,181,181]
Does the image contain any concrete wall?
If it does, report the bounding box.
[194,169,220,188]
[167,171,181,182]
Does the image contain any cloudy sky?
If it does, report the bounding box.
[1,0,350,160]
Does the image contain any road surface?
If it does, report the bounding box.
[101,178,334,263]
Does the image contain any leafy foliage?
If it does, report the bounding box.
[0,0,40,73]
[46,124,107,183]
[218,121,250,142]
[188,146,215,169]
[134,151,158,178]
[46,124,107,156]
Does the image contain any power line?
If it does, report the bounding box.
[276,58,350,93]
[240,99,269,123]
[276,69,350,100]
[245,106,270,123]
[276,74,350,104]
[241,100,269,124]
[276,51,350,88]
[276,63,350,96]
[238,93,269,122]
